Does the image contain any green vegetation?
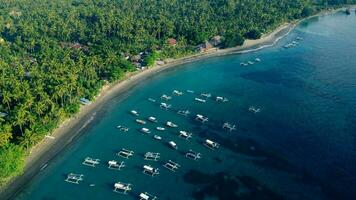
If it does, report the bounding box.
[0,0,353,184]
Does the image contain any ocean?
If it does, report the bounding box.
[15,11,356,200]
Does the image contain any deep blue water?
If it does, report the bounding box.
[16,12,356,200]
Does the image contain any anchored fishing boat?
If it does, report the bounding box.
[204,139,220,150]
[201,93,211,98]
[117,148,134,159]
[163,160,180,172]
[255,58,261,62]
[216,96,229,103]
[179,131,192,140]
[222,122,236,131]
[249,106,261,113]
[153,135,162,140]
[172,90,183,96]
[136,119,146,124]
[131,110,139,116]
[65,173,84,184]
[247,61,254,65]
[160,102,171,110]
[195,97,206,103]
[113,182,132,194]
[156,127,165,131]
[144,152,160,161]
[166,121,178,128]
[177,110,190,116]
[185,150,202,160]
[116,125,129,132]
[148,98,156,102]
[108,160,125,170]
[82,157,100,167]
[148,116,158,123]
[141,128,151,134]
[161,94,172,101]
[143,165,160,177]
[240,62,248,66]
[168,141,178,149]
[186,90,194,93]
[139,192,158,200]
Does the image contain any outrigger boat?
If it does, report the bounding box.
[247,61,255,65]
[186,90,195,93]
[163,160,180,172]
[82,157,100,167]
[216,96,229,103]
[196,114,208,123]
[177,110,190,116]
[195,97,206,103]
[179,131,192,140]
[148,98,156,102]
[65,173,83,184]
[108,160,125,170]
[185,150,202,160]
[204,139,220,150]
[172,90,183,96]
[113,182,132,194]
[296,36,303,41]
[240,62,248,67]
[144,152,160,161]
[166,121,178,128]
[160,102,171,110]
[139,192,158,200]
[255,58,261,62]
[161,94,172,101]
[131,110,139,116]
[117,148,134,159]
[143,165,160,177]
[148,116,158,123]
[168,141,178,149]
[201,93,211,98]
[116,125,129,132]
[153,135,162,140]
[156,127,165,131]
[136,119,146,124]
[249,106,261,113]
[141,128,151,134]
[222,122,236,131]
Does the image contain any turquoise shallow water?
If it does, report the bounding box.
[16,12,356,200]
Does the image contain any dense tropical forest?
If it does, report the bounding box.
[0,0,354,185]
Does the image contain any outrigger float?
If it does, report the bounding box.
[195,97,206,103]
[196,114,208,123]
[108,160,125,170]
[222,122,236,131]
[117,148,134,159]
[166,121,178,128]
[139,192,158,200]
[177,110,190,116]
[216,96,229,103]
[148,116,158,123]
[65,173,84,184]
[156,127,165,131]
[116,125,129,132]
[131,110,139,116]
[143,165,160,177]
[179,131,192,140]
[136,119,146,124]
[163,160,180,172]
[204,139,220,150]
[141,127,151,134]
[144,152,160,161]
[168,141,178,149]
[82,157,100,167]
[113,182,132,194]
[161,94,172,101]
[172,90,183,96]
[186,150,202,160]
[160,102,171,110]
[153,135,162,140]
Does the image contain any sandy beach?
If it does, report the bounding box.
[0,22,295,199]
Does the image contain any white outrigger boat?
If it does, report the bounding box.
[141,128,151,134]
[148,98,156,102]
[222,122,236,131]
[195,97,206,103]
[179,131,192,140]
[113,182,132,194]
[148,116,158,123]
[216,96,229,103]
[144,152,160,161]
[168,141,178,149]
[177,110,190,116]
[201,93,211,98]
[166,121,178,128]
[65,173,84,184]
[255,58,261,62]
[185,150,202,160]
[160,102,171,110]
[172,90,183,96]
[153,135,162,140]
[82,157,100,167]
[249,106,261,113]
[117,148,134,159]
[116,125,129,132]
[247,61,255,65]
[186,90,194,93]
[204,139,220,150]
[161,94,172,101]
[240,62,248,67]
[136,119,146,124]
[196,114,208,123]
[143,165,160,177]
[139,192,158,200]
[156,127,165,131]
[131,110,139,116]
[163,160,180,172]
[108,160,125,170]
